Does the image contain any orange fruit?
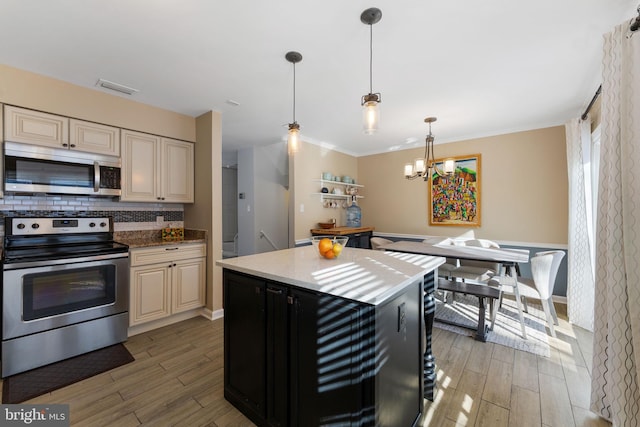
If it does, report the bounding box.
[323,248,335,259]
[318,238,333,254]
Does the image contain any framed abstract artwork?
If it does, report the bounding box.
[429,154,481,227]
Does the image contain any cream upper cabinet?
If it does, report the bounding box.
[69,119,120,156]
[121,130,194,203]
[121,130,159,202]
[4,106,120,156]
[161,137,194,203]
[3,105,68,149]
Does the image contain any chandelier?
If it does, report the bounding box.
[404,117,455,181]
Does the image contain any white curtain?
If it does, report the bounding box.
[590,21,640,426]
[565,117,596,331]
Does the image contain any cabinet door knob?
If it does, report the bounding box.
[266,287,283,295]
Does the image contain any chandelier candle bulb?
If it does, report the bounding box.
[444,159,455,175]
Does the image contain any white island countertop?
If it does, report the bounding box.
[216,245,445,305]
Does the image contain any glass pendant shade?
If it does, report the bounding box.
[287,123,300,154]
[362,99,380,135]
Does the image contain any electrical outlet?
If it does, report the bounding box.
[156,216,164,224]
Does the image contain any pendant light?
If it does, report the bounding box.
[360,7,382,135]
[286,51,303,154]
[404,117,455,181]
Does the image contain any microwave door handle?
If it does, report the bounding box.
[94,161,100,192]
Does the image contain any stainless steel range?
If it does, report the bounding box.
[1,216,129,377]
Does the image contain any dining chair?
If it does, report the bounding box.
[370,237,393,250]
[448,239,501,284]
[488,250,565,338]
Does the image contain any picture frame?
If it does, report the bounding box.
[429,154,481,227]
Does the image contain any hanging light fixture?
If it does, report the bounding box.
[285,51,303,154]
[360,7,382,135]
[404,117,455,181]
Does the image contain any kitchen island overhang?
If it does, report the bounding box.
[217,246,444,426]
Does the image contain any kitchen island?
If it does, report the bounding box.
[217,245,444,427]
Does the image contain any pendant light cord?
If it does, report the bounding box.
[369,23,373,94]
[292,62,296,123]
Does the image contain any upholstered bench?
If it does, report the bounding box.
[436,278,501,342]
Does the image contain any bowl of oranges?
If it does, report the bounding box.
[311,236,349,259]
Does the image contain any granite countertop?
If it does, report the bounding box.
[114,229,207,249]
[216,245,444,305]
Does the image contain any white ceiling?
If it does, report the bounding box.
[0,0,636,158]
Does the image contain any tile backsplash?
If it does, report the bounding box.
[0,194,184,235]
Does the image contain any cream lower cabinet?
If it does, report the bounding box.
[129,243,206,326]
[121,130,194,203]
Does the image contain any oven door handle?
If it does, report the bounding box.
[94,161,100,193]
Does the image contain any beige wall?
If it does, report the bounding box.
[293,141,358,241]
[185,112,223,313]
[0,63,194,141]
[358,126,568,245]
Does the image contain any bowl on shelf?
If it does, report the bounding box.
[322,172,333,181]
[311,236,349,259]
[317,222,335,229]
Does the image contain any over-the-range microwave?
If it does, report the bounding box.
[3,141,121,197]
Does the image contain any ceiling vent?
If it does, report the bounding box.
[95,78,139,95]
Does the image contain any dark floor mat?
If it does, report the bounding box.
[2,343,134,404]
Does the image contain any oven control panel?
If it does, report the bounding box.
[8,217,112,236]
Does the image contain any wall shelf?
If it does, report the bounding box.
[313,175,364,208]
[313,179,364,188]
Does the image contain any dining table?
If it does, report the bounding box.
[379,240,531,339]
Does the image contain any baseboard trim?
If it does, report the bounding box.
[201,308,224,320]
[128,309,202,336]
[552,295,567,305]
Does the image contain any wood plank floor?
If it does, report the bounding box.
[0,306,611,427]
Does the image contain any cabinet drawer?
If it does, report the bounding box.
[130,243,206,266]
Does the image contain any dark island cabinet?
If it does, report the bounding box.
[223,269,425,427]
